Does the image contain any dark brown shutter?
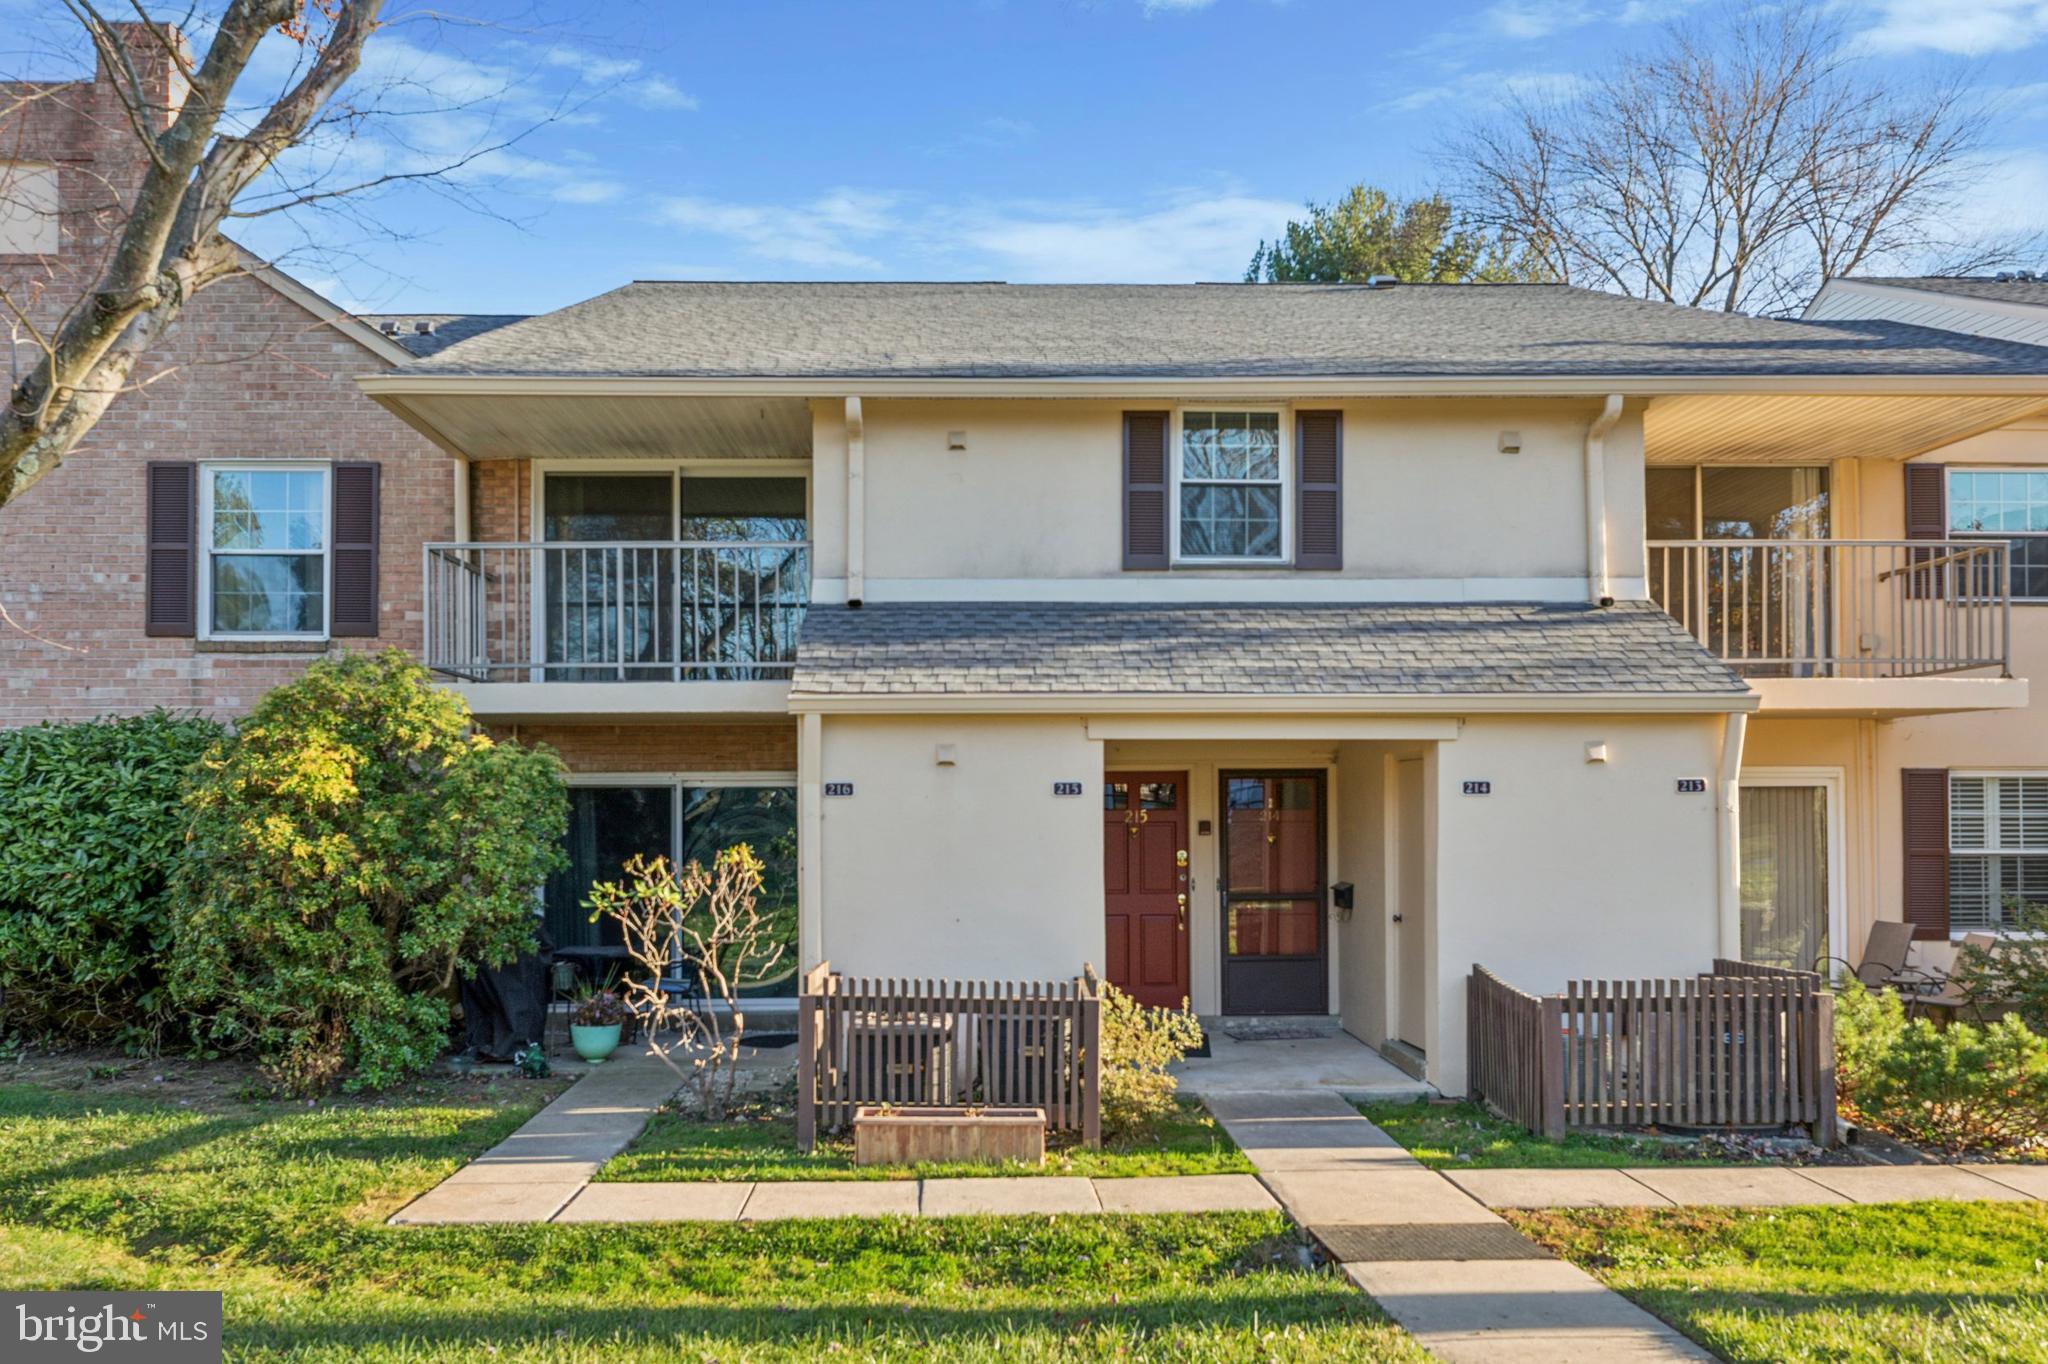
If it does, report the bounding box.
[1295,410,1342,570]
[144,462,197,637]
[329,462,380,637]
[1904,463,1946,600]
[1902,767,1951,941]
[1123,411,1169,570]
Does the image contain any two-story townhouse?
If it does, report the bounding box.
[14,32,2048,1094]
[1780,272,2048,977]
[357,281,2048,1093]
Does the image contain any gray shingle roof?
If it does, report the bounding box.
[1855,276,2048,308]
[359,313,528,357]
[393,281,2048,380]
[789,600,1749,699]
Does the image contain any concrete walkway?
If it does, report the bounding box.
[1173,1021,1433,1100]
[1208,1092,1715,1363]
[393,1049,682,1225]
[1445,1162,2048,1209]
[389,1049,1280,1225]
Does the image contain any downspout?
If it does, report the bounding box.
[844,396,866,608]
[451,458,471,542]
[1583,393,1624,606]
[1716,710,1749,960]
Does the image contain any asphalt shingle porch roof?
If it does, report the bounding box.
[789,600,1748,699]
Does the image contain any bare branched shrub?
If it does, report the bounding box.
[587,847,783,1121]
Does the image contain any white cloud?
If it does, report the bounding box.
[1385,69,1586,114]
[653,190,900,270]
[642,185,1300,282]
[1482,0,1597,40]
[957,192,1298,281]
[1141,0,1217,14]
[1857,0,2048,56]
[627,76,698,110]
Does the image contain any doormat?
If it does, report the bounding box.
[1310,1222,1552,1263]
[741,1033,798,1050]
[1222,1025,1328,1042]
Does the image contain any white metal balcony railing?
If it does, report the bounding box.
[1646,539,2010,679]
[423,541,810,682]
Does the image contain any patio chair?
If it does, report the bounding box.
[1818,920,1948,999]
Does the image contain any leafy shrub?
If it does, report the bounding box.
[0,712,225,1046]
[1954,899,2048,1033]
[1833,978,2048,1156]
[168,650,568,1093]
[1097,985,1205,1141]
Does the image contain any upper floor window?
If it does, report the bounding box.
[202,464,328,638]
[1950,773,2048,933]
[1176,410,1286,561]
[1947,469,2048,602]
[0,162,59,255]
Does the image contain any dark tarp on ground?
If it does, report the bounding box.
[459,923,553,1060]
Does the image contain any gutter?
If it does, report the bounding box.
[1584,394,1624,605]
[1716,710,1750,959]
[354,373,2048,400]
[783,690,1761,717]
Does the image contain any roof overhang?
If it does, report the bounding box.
[361,386,815,461]
[1646,393,2048,464]
[360,372,2048,401]
[785,690,1760,716]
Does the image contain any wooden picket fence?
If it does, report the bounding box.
[1468,960,1837,1145]
[796,963,1102,1152]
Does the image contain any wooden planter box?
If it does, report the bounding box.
[852,1106,1046,1167]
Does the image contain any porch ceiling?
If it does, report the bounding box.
[367,390,813,461]
[1645,393,2048,465]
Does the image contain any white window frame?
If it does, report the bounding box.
[198,461,332,642]
[1738,768,1846,970]
[1947,770,2048,936]
[1169,408,1292,566]
[1946,466,2048,604]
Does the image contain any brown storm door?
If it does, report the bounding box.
[1103,772,1191,1009]
[1220,771,1328,1015]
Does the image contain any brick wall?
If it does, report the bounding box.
[0,26,460,725]
[470,458,530,541]
[490,722,797,774]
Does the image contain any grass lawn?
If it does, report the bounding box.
[1511,1203,2048,1362]
[0,1071,1416,1362]
[1359,1099,1785,1169]
[599,1094,1254,1181]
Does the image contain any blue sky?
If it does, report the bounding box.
[14,0,2048,313]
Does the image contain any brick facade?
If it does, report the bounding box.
[490,722,797,773]
[0,27,458,724]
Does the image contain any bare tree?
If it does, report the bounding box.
[1449,2,2038,316]
[0,1,578,513]
[588,847,783,1121]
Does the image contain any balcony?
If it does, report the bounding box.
[1646,539,2025,716]
[423,540,809,718]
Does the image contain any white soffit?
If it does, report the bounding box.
[1646,394,2048,465]
[387,392,814,460]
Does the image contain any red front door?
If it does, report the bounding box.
[1104,772,1190,1009]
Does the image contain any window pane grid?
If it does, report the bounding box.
[206,467,326,636]
[1948,469,2048,600]
[1950,775,2048,931]
[1178,410,1283,561]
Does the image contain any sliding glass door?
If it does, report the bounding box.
[1646,466,1831,674]
[543,779,799,997]
[542,474,675,680]
[1738,779,1835,971]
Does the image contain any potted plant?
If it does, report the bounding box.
[569,985,627,1063]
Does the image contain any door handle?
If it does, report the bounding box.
[1391,913,1404,923]
[1177,893,1188,930]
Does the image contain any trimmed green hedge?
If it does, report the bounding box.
[0,712,227,1045]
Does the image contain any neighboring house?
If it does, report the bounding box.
[1799,273,2048,976]
[9,35,2048,1095]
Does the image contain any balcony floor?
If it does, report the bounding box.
[1746,675,2028,717]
